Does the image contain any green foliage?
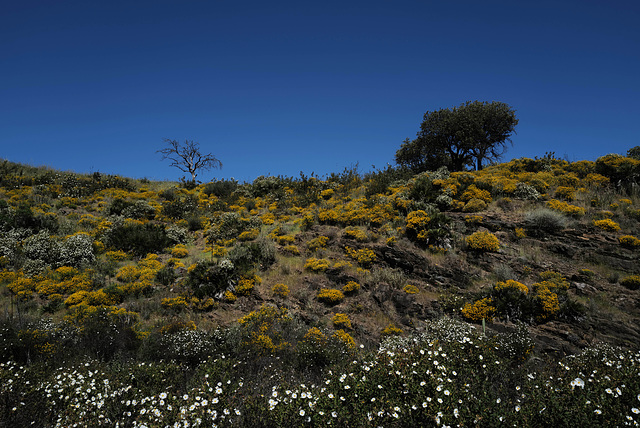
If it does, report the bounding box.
[187,259,236,298]
[627,145,640,160]
[202,178,239,200]
[161,193,199,219]
[396,100,518,172]
[104,222,171,256]
[404,208,451,248]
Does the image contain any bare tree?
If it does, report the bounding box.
[157,139,222,184]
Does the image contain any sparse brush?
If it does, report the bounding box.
[524,208,568,235]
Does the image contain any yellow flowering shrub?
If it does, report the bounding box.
[538,271,569,290]
[584,173,610,186]
[320,189,335,199]
[303,327,327,346]
[272,283,290,298]
[546,199,586,217]
[317,288,345,305]
[343,227,368,242]
[461,298,496,322]
[235,275,260,296]
[104,250,128,262]
[461,185,492,203]
[307,236,329,251]
[332,260,352,270]
[6,275,36,300]
[159,320,197,335]
[276,235,295,245]
[466,231,500,252]
[402,284,419,294]
[209,245,227,257]
[64,290,89,307]
[331,313,352,329]
[304,257,331,272]
[161,296,189,311]
[555,186,575,201]
[224,290,237,303]
[515,227,526,239]
[332,329,356,348]
[380,324,403,337]
[238,305,292,355]
[619,235,640,248]
[282,245,300,255]
[345,246,376,268]
[464,215,483,224]
[342,280,361,295]
[494,279,529,294]
[593,218,621,231]
[462,198,488,213]
[238,228,260,241]
[534,286,560,321]
[261,212,276,225]
[620,275,640,290]
[170,244,189,258]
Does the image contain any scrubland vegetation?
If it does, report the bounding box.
[1,151,640,426]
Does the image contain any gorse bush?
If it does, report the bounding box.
[620,275,640,290]
[593,218,621,231]
[317,288,345,305]
[466,231,500,252]
[461,297,496,322]
[619,235,640,248]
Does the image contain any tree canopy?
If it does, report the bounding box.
[396,101,518,172]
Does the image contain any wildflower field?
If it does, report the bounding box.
[1,152,640,426]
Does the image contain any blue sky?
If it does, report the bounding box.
[1,0,639,183]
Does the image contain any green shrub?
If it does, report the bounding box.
[187,259,236,298]
[203,178,239,199]
[104,222,171,257]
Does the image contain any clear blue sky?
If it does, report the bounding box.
[1,0,638,183]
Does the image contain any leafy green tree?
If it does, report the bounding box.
[396,101,518,172]
[627,145,640,160]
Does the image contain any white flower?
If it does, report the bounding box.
[571,378,585,389]
[515,405,521,412]
[299,410,305,416]
[454,408,459,418]
[595,409,602,414]
[632,408,640,414]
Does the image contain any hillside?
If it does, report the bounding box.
[1,154,640,427]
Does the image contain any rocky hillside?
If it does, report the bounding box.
[1,154,640,426]
[1,155,639,358]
